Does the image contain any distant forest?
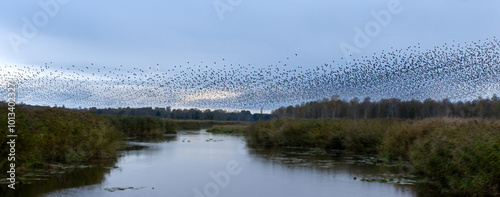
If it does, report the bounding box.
[86,107,272,122]
[272,95,500,119]
[4,95,499,121]
[0,101,271,122]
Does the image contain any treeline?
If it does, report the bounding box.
[88,107,272,122]
[0,101,272,121]
[273,95,500,119]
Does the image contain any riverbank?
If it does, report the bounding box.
[206,124,250,134]
[0,105,122,173]
[174,120,247,131]
[0,105,244,174]
[246,118,500,195]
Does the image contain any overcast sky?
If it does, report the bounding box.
[1,0,499,111]
[1,0,498,67]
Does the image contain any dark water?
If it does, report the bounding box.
[4,130,423,197]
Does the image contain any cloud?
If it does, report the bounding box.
[1,0,499,110]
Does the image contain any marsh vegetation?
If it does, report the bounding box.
[0,105,121,172]
[206,124,249,134]
[0,105,245,174]
[1,101,499,195]
[246,118,500,194]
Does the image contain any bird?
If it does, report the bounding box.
[1,37,498,113]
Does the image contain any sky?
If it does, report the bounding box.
[1,0,499,112]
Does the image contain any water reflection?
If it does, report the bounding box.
[3,130,430,197]
[0,157,117,197]
[249,146,420,185]
[123,134,178,143]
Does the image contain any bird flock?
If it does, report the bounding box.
[1,37,499,111]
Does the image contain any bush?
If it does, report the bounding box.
[206,125,248,134]
[103,115,177,137]
[0,105,122,171]
[175,120,244,130]
[409,119,500,194]
[247,118,391,153]
[246,118,500,194]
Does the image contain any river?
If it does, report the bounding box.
[8,129,424,197]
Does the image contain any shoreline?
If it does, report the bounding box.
[245,118,500,195]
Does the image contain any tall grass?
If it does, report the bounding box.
[246,118,500,194]
[0,104,247,172]
[0,105,122,171]
[409,119,500,194]
[174,120,245,130]
[206,124,249,134]
[103,115,177,137]
[247,118,397,153]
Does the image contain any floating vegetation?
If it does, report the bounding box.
[104,186,148,192]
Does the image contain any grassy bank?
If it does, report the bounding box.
[0,105,122,172]
[206,124,249,134]
[103,115,177,137]
[246,118,500,195]
[0,104,248,172]
[102,116,243,136]
[174,120,246,130]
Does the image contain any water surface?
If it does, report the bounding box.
[32,130,421,196]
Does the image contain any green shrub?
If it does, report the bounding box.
[102,115,177,137]
[206,125,248,134]
[174,120,244,130]
[0,105,122,171]
[247,118,390,153]
[409,119,500,194]
[246,118,500,194]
